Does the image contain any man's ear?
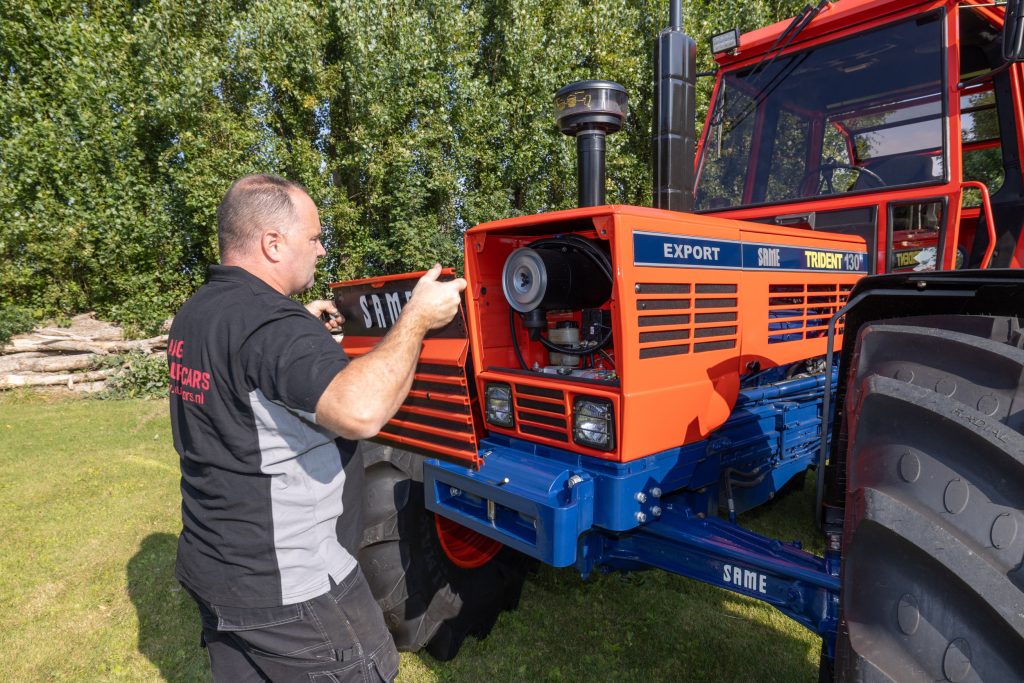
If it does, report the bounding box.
[261,229,283,262]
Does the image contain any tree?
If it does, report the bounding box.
[0,0,806,332]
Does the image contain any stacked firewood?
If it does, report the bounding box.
[0,313,168,392]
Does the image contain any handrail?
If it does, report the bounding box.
[962,180,997,268]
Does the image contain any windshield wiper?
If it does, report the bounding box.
[715,0,829,130]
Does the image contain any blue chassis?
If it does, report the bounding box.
[423,370,841,661]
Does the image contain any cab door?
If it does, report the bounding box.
[950,4,1024,269]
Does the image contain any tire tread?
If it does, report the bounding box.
[356,443,530,659]
[838,315,1024,682]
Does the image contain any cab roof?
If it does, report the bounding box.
[714,0,1003,69]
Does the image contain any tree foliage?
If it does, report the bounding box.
[0,0,805,332]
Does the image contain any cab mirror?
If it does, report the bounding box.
[1005,0,1024,61]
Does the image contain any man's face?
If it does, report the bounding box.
[279,190,326,295]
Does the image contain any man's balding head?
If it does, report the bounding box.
[217,174,307,260]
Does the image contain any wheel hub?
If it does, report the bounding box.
[434,514,502,569]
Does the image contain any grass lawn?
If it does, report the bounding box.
[0,394,824,682]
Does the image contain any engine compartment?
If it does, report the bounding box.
[463,204,868,462]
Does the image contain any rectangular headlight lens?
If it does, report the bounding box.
[573,396,615,451]
[485,382,514,428]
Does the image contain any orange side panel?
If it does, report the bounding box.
[610,210,860,460]
[463,205,865,463]
[329,272,483,469]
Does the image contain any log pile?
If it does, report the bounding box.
[0,313,168,392]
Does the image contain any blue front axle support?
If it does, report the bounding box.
[423,371,841,662]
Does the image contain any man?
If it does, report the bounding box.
[168,174,466,682]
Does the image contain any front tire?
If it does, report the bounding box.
[357,443,532,660]
[836,315,1024,681]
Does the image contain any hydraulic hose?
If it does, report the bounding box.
[723,466,768,524]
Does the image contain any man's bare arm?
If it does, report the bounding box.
[315,265,467,439]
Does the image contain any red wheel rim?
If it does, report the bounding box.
[434,514,502,569]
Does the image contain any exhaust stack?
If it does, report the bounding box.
[652,0,697,212]
[554,80,628,208]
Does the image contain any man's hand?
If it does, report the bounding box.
[305,300,344,333]
[402,264,468,331]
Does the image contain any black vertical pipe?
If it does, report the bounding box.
[651,17,696,212]
[669,0,682,29]
[554,80,626,208]
[577,131,607,207]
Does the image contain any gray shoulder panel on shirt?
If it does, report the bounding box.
[249,389,358,603]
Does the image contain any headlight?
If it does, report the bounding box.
[573,397,615,451]
[485,382,514,428]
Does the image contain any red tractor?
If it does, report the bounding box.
[332,0,1024,679]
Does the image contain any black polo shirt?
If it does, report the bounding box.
[168,265,362,608]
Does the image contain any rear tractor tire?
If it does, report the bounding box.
[836,315,1024,681]
[357,443,533,660]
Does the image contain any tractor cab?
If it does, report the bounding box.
[697,0,1023,274]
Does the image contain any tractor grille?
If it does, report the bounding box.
[513,383,569,442]
[767,283,853,344]
[376,361,480,463]
[635,282,739,359]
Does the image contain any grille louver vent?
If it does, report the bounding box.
[514,383,569,442]
[368,360,479,463]
[635,282,738,359]
[767,283,852,343]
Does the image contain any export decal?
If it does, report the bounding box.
[633,230,867,273]
[634,231,742,268]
